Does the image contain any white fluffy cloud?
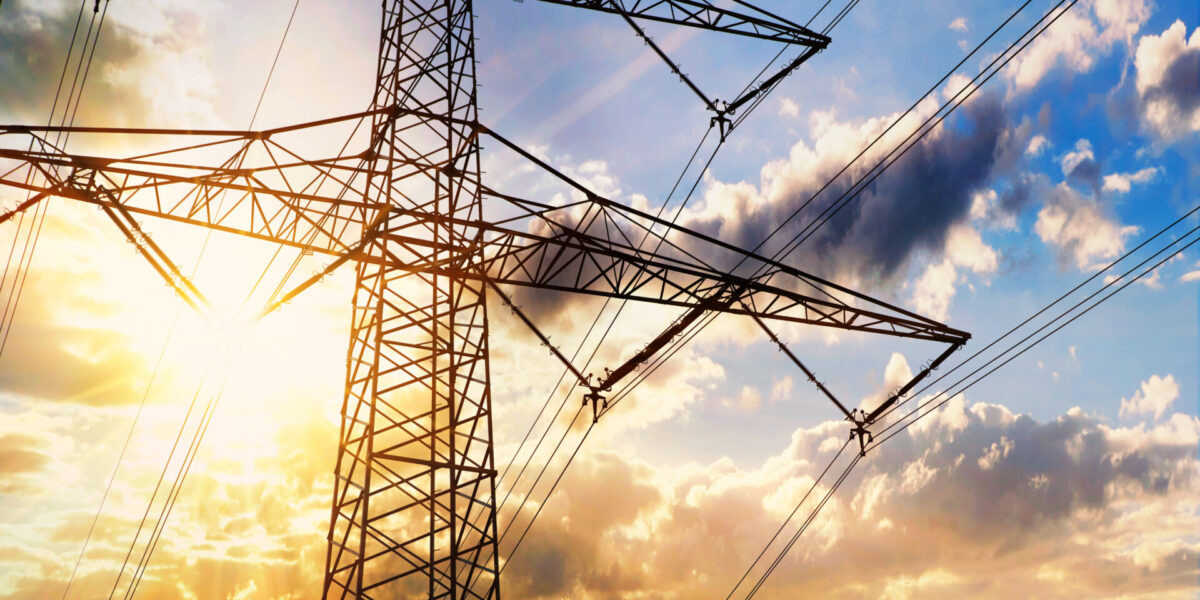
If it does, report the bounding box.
[910,221,999,321]
[1005,0,1150,92]
[1035,183,1138,271]
[1026,134,1050,156]
[778,97,801,118]
[1133,20,1200,141]
[911,258,959,322]
[1102,166,1158,193]
[1120,374,1180,420]
[1059,138,1096,177]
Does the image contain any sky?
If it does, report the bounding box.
[0,0,1198,598]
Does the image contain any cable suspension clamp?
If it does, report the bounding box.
[847,408,873,457]
[710,112,731,142]
[582,387,607,424]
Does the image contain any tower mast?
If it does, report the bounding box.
[324,1,499,597]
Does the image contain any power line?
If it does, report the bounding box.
[602,0,1035,416]
[125,372,231,599]
[757,0,1043,272]
[60,310,182,599]
[499,419,595,574]
[57,2,308,595]
[768,0,1071,269]
[743,453,861,599]
[106,359,215,599]
[600,0,1041,417]
[485,107,725,552]
[0,0,95,358]
[871,215,1200,449]
[493,0,863,574]
[0,0,112,348]
[592,3,1077,594]
[116,3,306,593]
[604,0,1067,424]
[724,438,851,600]
[734,205,1200,597]
[0,1,1012,595]
[869,205,1200,429]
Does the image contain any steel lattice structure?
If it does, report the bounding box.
[0,1,969,598]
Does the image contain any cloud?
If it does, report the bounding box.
[0,391,337,599]
[949,18,969,33]
[969,188,1021,231]
[497,395,1200,599]
[0,0,223,128]
[945,223,999,275]
[501,91,1024,337]
[1004,0,1150,92]
[0,318,145,406]
[0,241,149,406]
[1132,20,1200,142]
[0,432,54,495]
[770,376,794,403]
[857,353,914,415]
[1025,134,1050,156]
[4,353,1197,600]
[977,435,1013,470]
[1034,183,1138,271]
[909,222,998,321]
[1059,139,1095,175]
[730,385,763,411]
[1120,374,1179,420]
[1102,166,1158,193]
[778,97,801,118]
[680,91,1017,302]
[911,258,958,322]
[1058,138,1102,190]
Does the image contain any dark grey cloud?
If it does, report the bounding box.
[867,407,1195,543]
[686,92,1021,290]
[1064,151,1103,192]
[502,93,1029,330]
[0,0,207,128]
[1142,32,1200,122]
[999,172,1043,215]
[1126,20,1200,143]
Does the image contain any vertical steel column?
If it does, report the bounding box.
[324,1,499,598]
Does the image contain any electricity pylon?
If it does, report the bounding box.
[0,1,968,598]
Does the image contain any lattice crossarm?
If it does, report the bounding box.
[0,138,384,258]
[351,215,974,344]
[534,0,831,47]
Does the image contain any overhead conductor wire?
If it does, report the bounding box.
[490,0,860,576]
[0,0,96,358]
[116,3,305,597]
[42,3,305,597]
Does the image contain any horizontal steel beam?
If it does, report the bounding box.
[535,0,830,47]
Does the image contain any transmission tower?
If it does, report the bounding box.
[0,1,969,598]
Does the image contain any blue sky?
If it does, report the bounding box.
[465,0,1200,466]
[0,0,1197,598]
